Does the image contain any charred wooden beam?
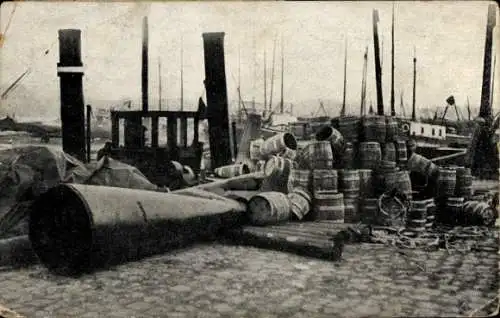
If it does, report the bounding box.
[57,29,86,162]
[202,32,232,169]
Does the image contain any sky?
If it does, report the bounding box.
[0,1,499,119]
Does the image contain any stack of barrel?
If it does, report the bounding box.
[406,200,428,234]
[308,126,345,222]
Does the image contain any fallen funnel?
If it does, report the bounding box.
[29,184,246,275]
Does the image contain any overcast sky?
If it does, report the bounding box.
[0,1,498,118]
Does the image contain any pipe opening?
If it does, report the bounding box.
[29,185,93,275]
[315,126,333,141]
[283,133,297,150]
[241,163,251,175]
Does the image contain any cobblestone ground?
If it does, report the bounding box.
[1,242,499,318]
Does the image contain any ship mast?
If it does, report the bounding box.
[412,47,416,121]
[491,55,496,112]
[390,3,396,116]
[269,35,277,111]
[142,16,149,112]
[400,90,406,118]
[280,34,284,114]
[341,37,347,117]
[373,9,384,115]
[264,50,267,115]
[467,96,471,121]
[479,4,496,119]
[180,36,184,111]
[360,46,368,116]
[158,58,162,110]
[238,46,242,123]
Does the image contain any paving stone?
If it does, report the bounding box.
[1,243,498,317]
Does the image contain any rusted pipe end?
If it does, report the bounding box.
[29,184,93,276]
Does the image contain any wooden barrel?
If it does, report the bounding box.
[312,169,338,192]
[382,142,397,162]
[358,169,374,197]
[340,142,355,169]
[437,168,457,198]
[455,167,473,198]
[407,153,439,179]
[214,163,251,178]
[407,200,428,220]
[363,115,386,142]
[405,200,427,232]
[338,116,360,142]
[249,138,264,160]
[248,192,291,225]
[361,198,379,224]
[344,197,360,223]
[462,201,496,226]
[385,116,398,141]
[339,169,360,198]
[262,156,293,193]
[315,125,344,155]
[287,169,311,193]
[373,160,398,193]
[255,160,266,172]
[384,170,412,200]
[279,147,297,160]
[260,132,297,159]
[359,142,382,169]
[301,141,334,169]
[263,156,282,177]
[313,191,344,222]
[444,197,464,225]
[288,188,312,221]
[426,198,437,223]
[395,140,408,164]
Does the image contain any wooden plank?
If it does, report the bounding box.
[232,226,344,261]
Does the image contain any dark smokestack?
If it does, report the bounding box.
[202,32,232,169]
[57,29,86,162]
[479,4,496,119]
[142,16,149,112]
[373,9,384,115]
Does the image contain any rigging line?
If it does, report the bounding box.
[2,2,17,36]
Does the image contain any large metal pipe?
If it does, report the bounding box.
[57,29,86,162]
[202,32,232,169]
[372,9,384,116]
[29,184,246,275]
[142,16,149,112]
[479,4,496,119]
